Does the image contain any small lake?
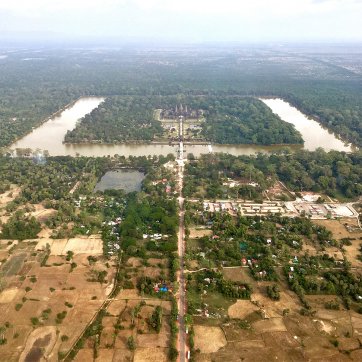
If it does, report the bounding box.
[10,96,354,157]
[94,169,145,193]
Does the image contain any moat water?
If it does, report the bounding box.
[11,97,353,157]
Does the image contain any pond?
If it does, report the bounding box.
[94,169,145,193]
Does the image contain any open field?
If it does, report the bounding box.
[62,252,174,361]
[0,240,116,361]
[313,219,362,239]
[189,228,212,239]
[190,237,362,361]
[0,187,21,208]
[35,236,103,255]
[193,325,227,353]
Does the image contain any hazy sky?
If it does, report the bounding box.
[0,0,361,43]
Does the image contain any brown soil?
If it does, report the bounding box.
[19,326,57,362]
[193,325,227,353]
[313,219,362,240]
[227,300,259,319]
[252,318,287,333]
[134,347,169,362]
[222,267,254,284]
[189,228,212,238]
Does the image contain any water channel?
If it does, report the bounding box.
[10,97,353,157]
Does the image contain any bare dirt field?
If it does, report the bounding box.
[253,318,287,333]
[35,236,103,255]
[189,228,212,239]
[343,239,362,267]
[18,326,57,362]
[0,242,116,362]
[313,219,362,239]
[0,187,21,207]
[228,300,259,319]
[134,347,169,362]
[26,204,57,222]
[193,325,227,353]
[0,287,19,303]
[222,267,254,284]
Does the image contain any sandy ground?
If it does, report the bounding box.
[0,287,19,303]
[25,204,57,222]
[193,325,227,353]
[313,319,335,334]
[0,187,21,207]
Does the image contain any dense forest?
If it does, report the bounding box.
[65,95,302,145]
[0,46,361,148]
[199,97,302,144]
[64,96,164,143]
[184,149,362,199]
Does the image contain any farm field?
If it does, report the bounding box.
[185,198,362,360]
[0,241,115,362]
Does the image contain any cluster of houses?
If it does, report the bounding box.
[292,202,356,219]
[153,282,172,293]
[143,233,169,241]
[203,201,285,215]
[222,178,259,189]
[152,178,172,194]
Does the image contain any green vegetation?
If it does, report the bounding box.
[127,336,136,351]
[56,311,67,324]
[65,96,163,143]
[200,97,303,144]
[65,95,302,145]
[187,269,251,314]
[267,284,280,301]
[1,47,362,148]
[184,150,361,199]
[30,317,40,326]
[149,306,163,333]
[0,211,41,240]
[15,303,23,311]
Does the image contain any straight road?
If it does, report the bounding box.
[177,115,187,361]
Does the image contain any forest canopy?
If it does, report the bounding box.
[0,47,361,148]
[65,95,303,145]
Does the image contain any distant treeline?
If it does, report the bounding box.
[0,48,361,147]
